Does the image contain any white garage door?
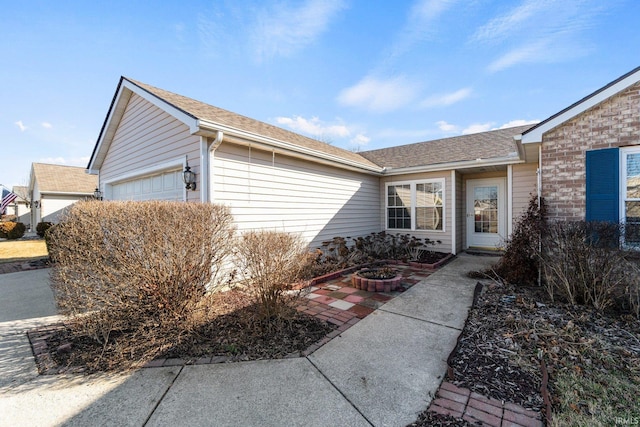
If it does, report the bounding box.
[110,169,184,201]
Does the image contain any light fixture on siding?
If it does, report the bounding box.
[33,200,40,208]
[183,165,197,190]
[93,188,103,200]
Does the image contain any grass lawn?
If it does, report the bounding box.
[0,239,48,263]
[552,369,640,426]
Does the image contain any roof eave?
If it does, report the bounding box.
[382,155,524,176]
[88,78,382,175]
[197,119,384,175]
[87,78,201,172]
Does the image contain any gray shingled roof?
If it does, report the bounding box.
[32,163,98,193]
[359,125,533,169]
[126,78,381,170]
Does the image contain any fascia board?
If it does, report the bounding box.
[122,80,199,132]
[382,156,524,176]
[88,79,200,172]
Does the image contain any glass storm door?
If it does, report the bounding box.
[466,178,506,248]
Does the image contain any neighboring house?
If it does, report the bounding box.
[29,163,98,225]
[10,186,31,227]
[87,67,640,253]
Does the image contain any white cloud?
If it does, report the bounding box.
[14,120,27,132]
[436,120,458,132]
[462,123,494,135]
[252,0,346,61]
[337,76,419,113]
[41,122,52,129]
[350,134,371,147]
[471,0,551,44]
[275,116,350,138]
[420,88,472,108]
[461,119,540,135]
[276,115,372,148]
[487,40,548,73]
[38,156,90,167]
[386,0,457,61]
[498,119,540,129]
[473,0,603,72]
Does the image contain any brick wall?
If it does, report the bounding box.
[542,82,640,221]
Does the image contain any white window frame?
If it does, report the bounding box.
[385,179,445,232]
[620,146,640,249]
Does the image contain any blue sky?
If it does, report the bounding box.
[1,0,638,188]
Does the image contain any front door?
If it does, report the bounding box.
[466,178,506,249]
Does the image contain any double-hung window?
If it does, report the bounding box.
[622,147,640,247]
[387,184,411,229]
[386,180,444,231]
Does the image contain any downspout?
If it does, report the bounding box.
[199,136,209,203]
[507,165,513,236]
[205,131,224,203]
[537,145,542,208]
[537,144,542,287]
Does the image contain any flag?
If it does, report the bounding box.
[1,186,18,215]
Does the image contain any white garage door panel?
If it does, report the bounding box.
[111,170,183,201]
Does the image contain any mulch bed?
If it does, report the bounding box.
[415,251,451,265]
[0,258,50,274]
[409,273,640,426]
[407,411,475,427]
[32,290,335,374]
[447,282,546,411]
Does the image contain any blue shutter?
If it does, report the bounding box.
[585,148,619,222]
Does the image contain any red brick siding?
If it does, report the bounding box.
[542,82,640,221]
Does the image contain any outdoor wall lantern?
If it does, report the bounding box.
[33,200,40,208]
[93,188,103,201]
[183,165,196,190]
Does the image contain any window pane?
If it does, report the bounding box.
[627,153,640,199]
[626,201,640,246]
[387,184,411,229]
[388,184,410,207]
[474,185,498,234]
[417,182,443,207]
[416,206,443,230]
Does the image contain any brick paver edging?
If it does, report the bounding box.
[429,382,543,427]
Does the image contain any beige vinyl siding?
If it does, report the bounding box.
[212,143,380,247]
[379,171,453,253]
[512,163,538,222]
[100,93,200,201]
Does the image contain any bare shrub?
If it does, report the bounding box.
[36,221,53,237]
[235,230,313,320]
[48,200,236,346]
[493,194,547,285]
[0,221,26,239]
[307,231,442,277]
[541,221,638,313]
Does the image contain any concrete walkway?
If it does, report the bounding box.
[0,254,496,427]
